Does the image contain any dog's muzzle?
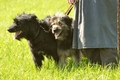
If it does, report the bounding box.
[52,25,61,33]
[52,25,62,39]
[7,24,17,33]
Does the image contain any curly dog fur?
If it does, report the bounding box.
[7,13,59,68]
[51,13,81,66]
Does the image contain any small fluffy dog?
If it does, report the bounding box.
[51,13,80,66]
[7,13,59,68]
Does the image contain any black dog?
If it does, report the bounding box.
[51,13,80,66]
[7,13,59,68]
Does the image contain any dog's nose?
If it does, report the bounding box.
[7,28,12,32]
[7,28,11,32]
[53,29,58,33]
[7,24,17,32]
[53,27,59,33]
[7,27,15,33]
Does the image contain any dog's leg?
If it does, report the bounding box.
[52,54,60,65]
[71,49,81,65]
[58,50,67,67]
[32,52,44,68]
[59,56,67,67]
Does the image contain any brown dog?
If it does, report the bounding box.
[51,13,81,66]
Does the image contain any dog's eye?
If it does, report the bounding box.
[50,25,53,29]
[14,21,17,24]
[58,22,62,26]
[51,22,55,25]
[14,19,19,24]
[14,20,23,25]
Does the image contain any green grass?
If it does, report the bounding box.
[0,0,120,80]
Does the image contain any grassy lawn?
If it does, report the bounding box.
[0,0,120,80]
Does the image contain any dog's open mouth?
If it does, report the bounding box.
[54,30,62,39]
[14,31,22,39]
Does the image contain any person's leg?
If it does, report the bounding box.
[81,48,119,65]
[81,48,102,64]
[100,48,119,65]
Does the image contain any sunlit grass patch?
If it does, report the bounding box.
[0,0,120,80]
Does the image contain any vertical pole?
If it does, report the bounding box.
[117,0,120,58]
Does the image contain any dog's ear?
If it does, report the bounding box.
[44,15,52,25]
[39,20,50,32]
[51,16,58,22]
[30,14,37,20]
[14,18,17,22]
[13,18,20,24]
[61,15,73,27]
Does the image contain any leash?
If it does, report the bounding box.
[64,4,73,15]
[64,0,79,15]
